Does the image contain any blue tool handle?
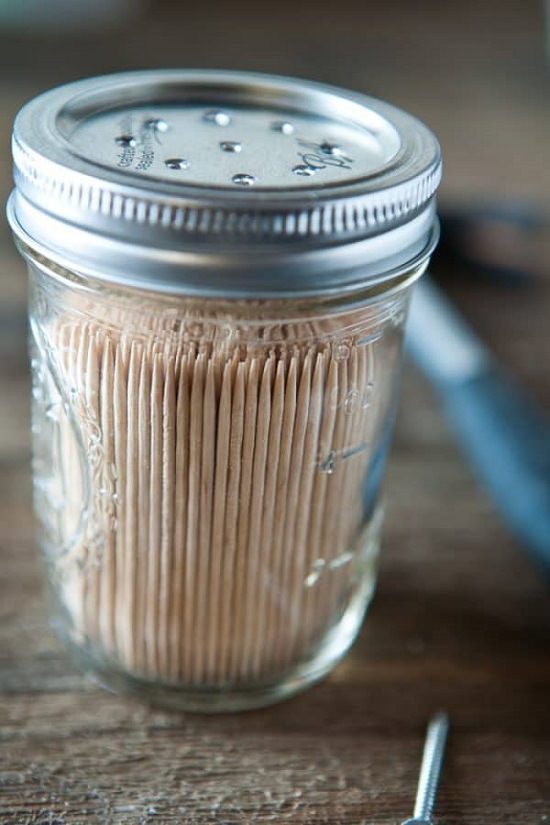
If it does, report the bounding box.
[441,368,550,571]
[407,278,550,572]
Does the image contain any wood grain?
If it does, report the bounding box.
[1,0,549,822]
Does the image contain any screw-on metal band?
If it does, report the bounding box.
[9,70,442,294]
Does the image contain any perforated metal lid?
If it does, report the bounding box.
[8,69,441,297]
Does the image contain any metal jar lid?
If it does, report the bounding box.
[7,69,442,298]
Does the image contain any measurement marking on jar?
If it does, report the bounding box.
[317,441,369,472]
[304,551,355,587]
[331,384,375,412]
[344,389,360,414]
[329,550,355,569]
[341,441,369,460]
[304,558,326,587]
[318,451,336,474]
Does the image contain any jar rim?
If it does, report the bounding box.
[17,220,433,320]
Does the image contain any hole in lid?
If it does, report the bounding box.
[319,141,344,156]
[232,173,256,186]
[164,158,189,170]
[145,118,169,133]
[272,121,295,135]
[204,110,231,127]
[115,135,136,147]
[220,141,242,153]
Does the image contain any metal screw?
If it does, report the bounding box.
[401,711,449,825]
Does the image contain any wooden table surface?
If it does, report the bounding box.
[1,1,549,822]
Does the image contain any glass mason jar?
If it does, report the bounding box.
[8,70,441,711]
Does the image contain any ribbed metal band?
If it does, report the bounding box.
[12,134,442,242]
[9,70,442,295]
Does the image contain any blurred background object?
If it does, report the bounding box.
[437,201,544,285]
[0,2,549,823]
[407,276,550,572]
[0,0,147,32]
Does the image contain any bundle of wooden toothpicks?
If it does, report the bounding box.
[43,296,392,687]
